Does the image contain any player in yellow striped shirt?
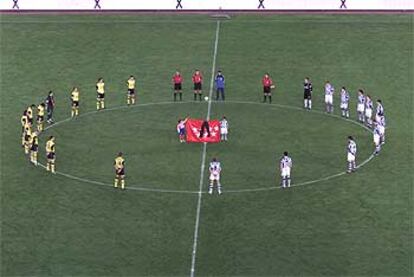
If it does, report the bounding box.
[71,87,80,117]
[96,78,105,110]
[114,152,125,189]
[127,75,136,105]
[46,136,56,173]
[37,103,45,132]
[26,104,35,125]
[29,131,39,165]
[23,124,32,155]
[21,111,29,147]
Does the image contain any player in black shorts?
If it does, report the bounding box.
[172,71,183,101]
[303,77,313,110]
[192,70,203,101]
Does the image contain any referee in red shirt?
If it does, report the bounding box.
[262,73,274,103]
[172,71,183,101]
[192,69,203,101]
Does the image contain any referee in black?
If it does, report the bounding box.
[303,77,313,110]
[45,91,55,123]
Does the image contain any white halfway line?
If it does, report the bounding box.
[190,20,220,277]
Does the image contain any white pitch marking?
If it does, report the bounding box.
[36,100,377,194]
[190,20,221,277]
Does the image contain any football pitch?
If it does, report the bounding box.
[0,13,413,276]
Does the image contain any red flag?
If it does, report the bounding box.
[185,119,220,143]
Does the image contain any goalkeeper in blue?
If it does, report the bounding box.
[208,158,222,195]
[280,151,292,188]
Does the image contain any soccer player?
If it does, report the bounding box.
[96,78,105,110]
[373,122,382,155]
[220,116,229,141]
[208,157,222,195]
[46,136,56,173]
[347,136,357,173]
[215,70,225,101]
[192,70,203,101]
[377,115,386,145]
[262,73,273,103]
[71,87,80,117]
[365,94,373,127]
[45,91,55,124]
[114,152,125,190]
[37,103,45,132]
[303,77,313,110]
[21,110,29,148]
[340,87,350,118]
[29,131,39,165]
[23,124,32,155]
[172,71,183,101]
[375,99,384,123]
[176,118,188,143]
[127,75,136,105]
[26,104,35,125]
[356,89,365,123]
[280,151,292,188]
[324,81,334,113]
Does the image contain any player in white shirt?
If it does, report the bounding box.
[347,136,357,173]
[324,81,334,113]
[176,118,188,143]
[365,95,374,128]
[279,151,292,188]
[373,123,382,155]
[356,89,366,123]
[377,115,386,145]
[340,87,350,118]
[375,99,384,123]
[220,116,229,141]
[208,158,222,195]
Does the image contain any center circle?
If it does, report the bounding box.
[38,101,374,193]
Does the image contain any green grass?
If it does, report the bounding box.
[0,14,412,276]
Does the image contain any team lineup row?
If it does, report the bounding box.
[20,72,387,193]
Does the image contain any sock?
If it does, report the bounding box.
[304,99,307,108]
[194,93,197,101]
[199,94,202,101]
[114,179,118,188]
[209,183,213,194]
[97,101,100,110]
[75,109,79,116]
[217,182,222,194]
[179,93,182,101]
[346,111,349,118]
[174,93,176,101]
[269,96,272,103]
[46,163,50,171]
[31,152,37,165]
[308,100,312,109]
[101,101,105,109]
[121,179,125,189]
[287,177,291,187]
[71,109,75,117]
[347,162,352,172]
[132,97,135,105]
[127,97,131,105]
[51,163,55,173]
[263,95,267,102]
